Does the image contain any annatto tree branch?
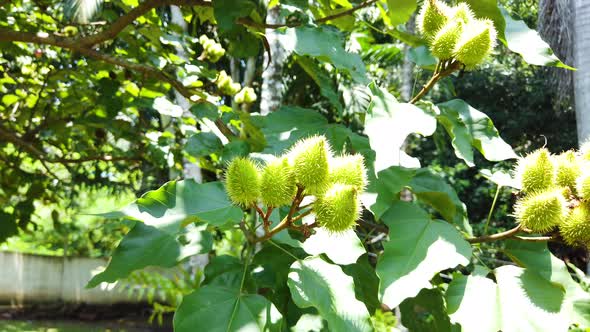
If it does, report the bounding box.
[467,225,522,243]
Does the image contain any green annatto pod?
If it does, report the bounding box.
[328,154,367,191]
[555,150,581,192]
[416,0,451,40]
[314,183,360,233]
[447,2,474,23]
[577,170,590,201]
[431,18,465,60]
[260,158,296,207]
[225,157,261,206]
[287,135,332,194]
[454,18,497,68]
[234,87,257,104]
[559,203,590,248]
[515,148,555,194]
[514,189,568,232]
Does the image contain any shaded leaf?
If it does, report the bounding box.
[185,132,223,157]
[377,202,471,308]
[385,0,417,26]
[288,256,372,332]
[400,288,459,332]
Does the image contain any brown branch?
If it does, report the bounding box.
[238,0,379,29]
[513,235,557,242]
[466,225,522,244]
[409,61,462,104]
[253,186,306,243]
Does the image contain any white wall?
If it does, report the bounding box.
[0,251,138,305]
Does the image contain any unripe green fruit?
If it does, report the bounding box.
[431,19,464,60]
[328,154,367,191]
[514,189,568,233]
[555,151,581,191]
[577,171,590,201]
[216,70,231,90]
[560,203,590,248]
[288,135,332,194]
[454,19,496,68]
[416,0,451,40]
[234,87,257,104]
[314,183,360,233]
[448,3,474,23]
[260,158,296,207]
[227,82,241,96]
[515,148,555,194]
[225,157,261,206]
[199,34,210,45]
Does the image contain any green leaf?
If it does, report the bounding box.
[280,26,367,83]
[376,202,471,308]
[446,273,500,332]
[174,284,283,332]
[461,0,506,39]
[366,83,436,171]
[446,265,573,332]
[301,227,365,265]
[190,102,219,120]
[504,241,590,327]
[203,255,244,289]
[185,132,223,157]
[400,288,459,332]
[0,212,18,242]
[341,254,381,314]
[103,180,243,230]
[87,223,212,287]
[288,256,372,332]
[296,56,343,115]
[152,96,183,117]
[213,0,256,33]
[385,0,417,26]
[500,7,573,70]
[408,45,437,67]
[437,99,517,165]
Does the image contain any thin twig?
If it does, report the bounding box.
[467,225,522,244]
[409,61,461,104]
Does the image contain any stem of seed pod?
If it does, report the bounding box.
[291,209,313,224]
[409,60,461,104]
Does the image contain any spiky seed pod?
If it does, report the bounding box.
[555,151,581,191]
[577,171,590,201]
[515,148,555,194]
[454,19,497,68]
[431,19,465,60]
[560,203,590,248]
[447,2,474,23]
[416,0,451,40]
[514,189,568,233]
[260,158,296,207]
[225,157,261,206]
[328,154,367,191]
[314,183,360,233]
[288,135,332,194]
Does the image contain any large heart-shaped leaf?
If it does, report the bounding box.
[87,223,212,287]
[437,99,517,166]
[377,202,471,308]
[302,227,365,265]
[174,284,283,332]
[288,256,372,332]
[446,265,570,332]
[366,83,436,171]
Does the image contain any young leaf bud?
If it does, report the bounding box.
[314,183,360,233]
[514,189,568,233]
[515,148,555,194]
[560,203,590,248]
[416,0,451,40]
[555,151,581,192]
[328,154,367,191]
[577,170,590,201]
[288,135,332,194]
[260,158,297,207]
[225,157,261,206]
[431,19,465,60]
[454,19,497,68]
